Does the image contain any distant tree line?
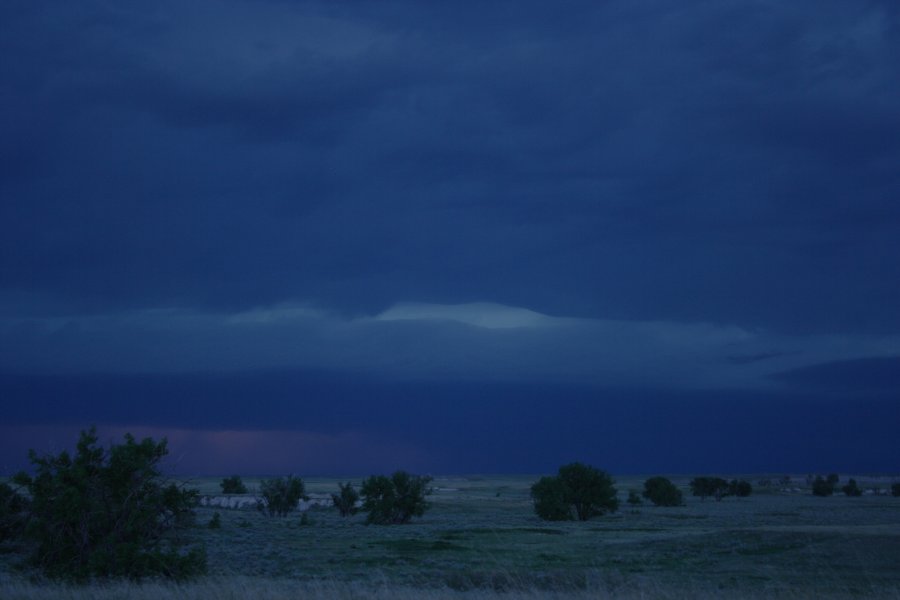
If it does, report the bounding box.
[529,469,762,520]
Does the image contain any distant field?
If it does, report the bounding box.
[2,474,900,598]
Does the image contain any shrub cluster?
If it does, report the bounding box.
[257,476,306,517]
[690,477,752,500]
[642,476,683,507]
[530,463,618,521]
[332,482,360,517]
[360,471,432,524]
[626,490,642,511]
[841,478,862,497]
[220,475,248,494]
[812,474,840,497]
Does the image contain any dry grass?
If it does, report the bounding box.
[1,575,898,600]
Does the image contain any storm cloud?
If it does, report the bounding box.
[1,0,898,474]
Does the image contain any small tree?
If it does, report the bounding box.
[842,478,862,497]
[220,475,248,494]
[642,476,683,507]
[360,471,432,525]
[530,463,618,521]
[332,482,360,517]
[257,476,306,517]
[812,475,835,497]
[14,428,205,580]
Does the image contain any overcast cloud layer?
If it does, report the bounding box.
[3,302,899,393]
[1,1,898,474]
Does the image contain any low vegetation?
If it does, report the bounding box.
[3,430,898,597]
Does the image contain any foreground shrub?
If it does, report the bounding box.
[331,482,360,517]
[257,476,306,517]
[0,481,29,542]
[642,476,684,507]
[893,483,900,497]
[360,471,432,524]
[220,475,248,494]
[531,463,618,521]
[14,427,205,581]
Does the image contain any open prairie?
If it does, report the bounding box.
[3,474,900,598]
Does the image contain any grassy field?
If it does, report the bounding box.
[2,474,899,598]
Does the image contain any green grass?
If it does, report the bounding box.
[2,474,900,597]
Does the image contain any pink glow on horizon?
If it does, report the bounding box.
[0,424,430,476]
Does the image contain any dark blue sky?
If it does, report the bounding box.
[2,0,898,476]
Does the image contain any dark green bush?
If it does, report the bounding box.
[842,478,862,497]
[729,479,753,498]
[531,463,618,521]
[626,490,642,509]
[220,475,248,494]
[893,483,900,497]
[642,476,684,507]
[208,512,222,529]
[14,428,205,581]
[331,482,360,517]
[530,476,571,521]
[812,475,835,497]
[690,477,729,501]
[0,481,29,542]
[257,476,306,517]
[360,471,432,524]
